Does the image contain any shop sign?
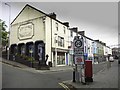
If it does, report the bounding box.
[18,22,34,40]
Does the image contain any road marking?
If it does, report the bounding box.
[59,83,70,90]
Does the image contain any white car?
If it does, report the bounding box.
[109,56,114,62]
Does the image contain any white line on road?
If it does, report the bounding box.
[59,83,70,90]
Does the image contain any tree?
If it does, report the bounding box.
[0,19,8,48]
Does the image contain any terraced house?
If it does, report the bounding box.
[9,4,112,67]
[10,4,70,67]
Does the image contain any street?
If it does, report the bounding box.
[2,63,72,88]
[2,59,118,89]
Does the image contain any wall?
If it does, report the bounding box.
[51,19,69,50]
[45,16,52,64]
[10,5,45,45]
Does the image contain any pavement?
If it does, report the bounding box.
[1,57,107,74]
[63,60,119,89]
[1,57,73,73]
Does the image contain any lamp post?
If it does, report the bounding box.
[5,3,11,60]
[54,33,57,67]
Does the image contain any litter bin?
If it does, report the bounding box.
[85,60,93,82]
[48,61,52,67]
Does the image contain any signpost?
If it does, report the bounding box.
[73,36,86,84]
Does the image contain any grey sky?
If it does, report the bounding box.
[2,2,118,47]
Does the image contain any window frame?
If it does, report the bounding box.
[56,23,58,31]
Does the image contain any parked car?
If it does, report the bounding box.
[109,56,114,62]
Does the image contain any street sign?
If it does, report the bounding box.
[74,40,82,48]
[73,36,84,56]
[75,56,84,65]
[74,48,84,55]
[73,35,86,84]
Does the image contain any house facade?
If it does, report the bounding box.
[87,39,94,61]
[9,4,112,67]
[10,4,69,67]
[68,28,78,66]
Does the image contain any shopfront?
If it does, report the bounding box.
[57,52,65,65]
[52,48,68,66]
[10,41,45,64]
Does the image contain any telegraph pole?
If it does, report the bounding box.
[5,3,11,60]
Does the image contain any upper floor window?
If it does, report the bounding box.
[63,26,65,34]
[56,23,58,31]
[58,36,64,47]
[70,30,73,37]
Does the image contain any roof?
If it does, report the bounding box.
[11,4,69,27]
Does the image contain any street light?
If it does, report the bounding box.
[5,3,11,60]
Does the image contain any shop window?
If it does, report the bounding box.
[57,53,65,65]
[28,44,34,57]
[38,44,43,61]
[21,45,25,55]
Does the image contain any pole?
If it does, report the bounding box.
[75,29,80,83]
[73,67,76,82]
[81,36,86,84]
[5,3,11,60]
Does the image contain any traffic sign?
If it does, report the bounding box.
[75,56,84,65]
[73,36,84,56]
[74,48,84,55]
[74,40,82,48]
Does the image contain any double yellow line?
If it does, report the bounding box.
[59,83,70,90]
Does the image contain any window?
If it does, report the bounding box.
[61,37,64,47]
[57,52,65,65]
[70,30,73,37]
[56,23,58,31]
[58,36,64,47]
[63,26,65,34]
[21,45,25,55]
[54,37,57,43]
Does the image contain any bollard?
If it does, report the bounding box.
[73,68,76,82]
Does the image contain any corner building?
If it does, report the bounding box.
[10,4,70,67]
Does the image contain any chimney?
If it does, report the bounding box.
[69,27,78,33]
[63,22,69,27]
[78,31,85,36]
[48,12,56,19]
[95,40,99,42]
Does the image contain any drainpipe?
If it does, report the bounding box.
[50,18,52,66]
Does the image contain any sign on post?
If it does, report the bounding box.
[75,56,84,65]
[73,36,86,84]
[73,36,84,65]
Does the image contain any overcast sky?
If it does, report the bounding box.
[2,2,118,47]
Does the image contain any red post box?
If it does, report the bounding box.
[85,60,93,82]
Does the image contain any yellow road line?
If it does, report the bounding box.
[59,83,70,90]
